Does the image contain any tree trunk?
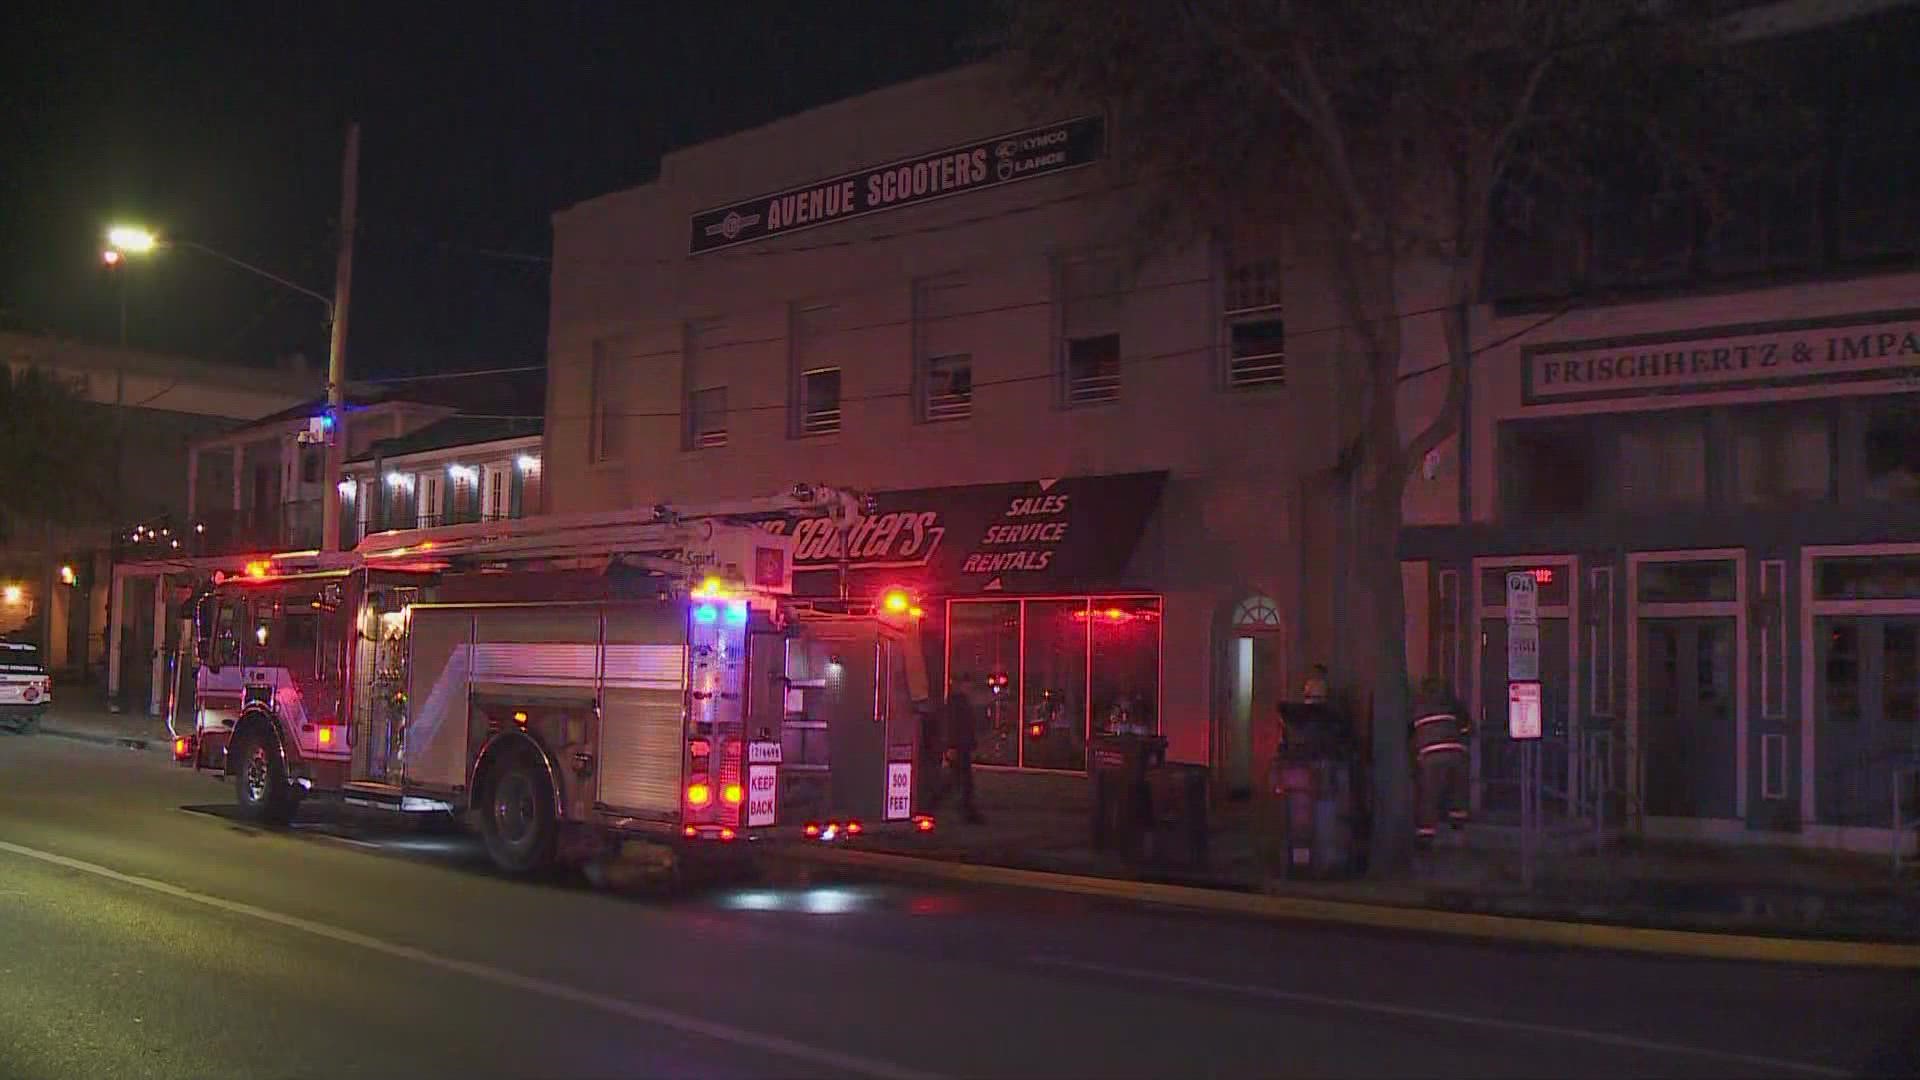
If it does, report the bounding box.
[1359,481,1415,877]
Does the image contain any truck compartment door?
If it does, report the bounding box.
[597,602,687,818]
[402,607,474,790]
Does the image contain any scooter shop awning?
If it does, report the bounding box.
[766,471,1168,597]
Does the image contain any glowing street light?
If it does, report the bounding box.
[106,225,159,254]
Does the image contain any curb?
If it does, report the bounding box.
[775,845,1920,970]
[34,724,174,756]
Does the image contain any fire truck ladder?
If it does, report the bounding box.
[352,482,868,578]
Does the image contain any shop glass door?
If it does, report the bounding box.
[1638,618,1737,819]
[1813,617,1920,827]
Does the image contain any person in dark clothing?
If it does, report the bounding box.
[930,687,985,824]
[1411,675,1471,842]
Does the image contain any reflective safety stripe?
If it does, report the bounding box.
[1413,713,1458,728]
[1417,742,1466,756]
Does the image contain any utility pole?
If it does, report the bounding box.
[320,122,360,554]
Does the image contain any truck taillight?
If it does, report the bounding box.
[173,736,190,760]
[686,782,712,807]
[721,783,743,805]
[317,726,334,746]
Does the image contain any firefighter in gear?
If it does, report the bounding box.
[1411,676,1470,843]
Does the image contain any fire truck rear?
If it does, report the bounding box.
[169,487,934,874]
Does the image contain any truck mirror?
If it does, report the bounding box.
[194,598,216,672]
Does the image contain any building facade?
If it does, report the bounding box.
[109,394,546,715]
[1404,276,1920,856]
[1399,0,1920,855]
[545,62,1355,791]
[343,416,544,541]
[0,333,321,681]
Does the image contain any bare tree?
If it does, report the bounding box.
[0,366,114,544]
[1011,0,1794,874]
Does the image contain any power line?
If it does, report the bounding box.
[452,300,1575,424]
[360,364,546,385]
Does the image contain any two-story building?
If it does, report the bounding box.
[542,5,1920,851]
[543,61,1358,795]
[0,333,321,682]
[107,380,546,715]
[1397,3,1920,855]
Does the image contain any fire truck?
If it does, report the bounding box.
[167,485,935,874]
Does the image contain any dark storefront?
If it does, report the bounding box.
[1404,307,1920,853]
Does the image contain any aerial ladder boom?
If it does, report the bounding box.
[350,483,869,577]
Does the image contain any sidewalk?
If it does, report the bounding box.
[788,770,1920,952]
[28,692,174,755]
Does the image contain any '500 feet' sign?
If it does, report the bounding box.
[1523,310,1920,405]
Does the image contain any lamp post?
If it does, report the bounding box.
[104,123,359,555]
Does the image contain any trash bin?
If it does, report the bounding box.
[1258,704,1357,880]
[1090,733,1166,856]
[1143,762,1210,869]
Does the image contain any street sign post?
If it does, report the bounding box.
[1506,572,1545,890]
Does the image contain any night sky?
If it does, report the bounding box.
[1,2,997,382]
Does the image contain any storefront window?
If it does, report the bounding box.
[1479,565,1571,608]
[1615,415,1706,510]
[1502,424,1596,519]
[1734,411,1831,505]
[1864,402,1920,503]
[1090,597,1161,738]
[1022,599,1088,770]
[946,601,1020,766]
[1637,560,1737,604]
[1815,555,1920,600]
[946,595,1163,772]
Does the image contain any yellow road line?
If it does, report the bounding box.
[781,846,1920,970]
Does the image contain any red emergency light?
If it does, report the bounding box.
[1530,568,1554,584]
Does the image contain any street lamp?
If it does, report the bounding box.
[99,123,357,559]
[106,226,158,255]
[103,225,335,321]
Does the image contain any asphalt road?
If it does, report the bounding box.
[2,732,1915,1080]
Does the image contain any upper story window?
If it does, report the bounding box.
[416,469,443,530]
[791,305,843,437]
[1503,423,1598,519]
[1223,228,1285,388]
[915,275,973,422]
[925,354,973,422]
[683,318,726,451]
[589,337,626,463]
[481,464,510,521]
[1060,256,1123,406]
[800,368,842,436]
[1865,400,1920,503]
[1734,408,1832,506]
[690,387,728,448]
[1615,413,1707,511]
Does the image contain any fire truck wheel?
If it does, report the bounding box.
[481,750,557,875]
[234,729,298,827]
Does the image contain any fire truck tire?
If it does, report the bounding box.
[233,729,298,827]
[480,749,557,875]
